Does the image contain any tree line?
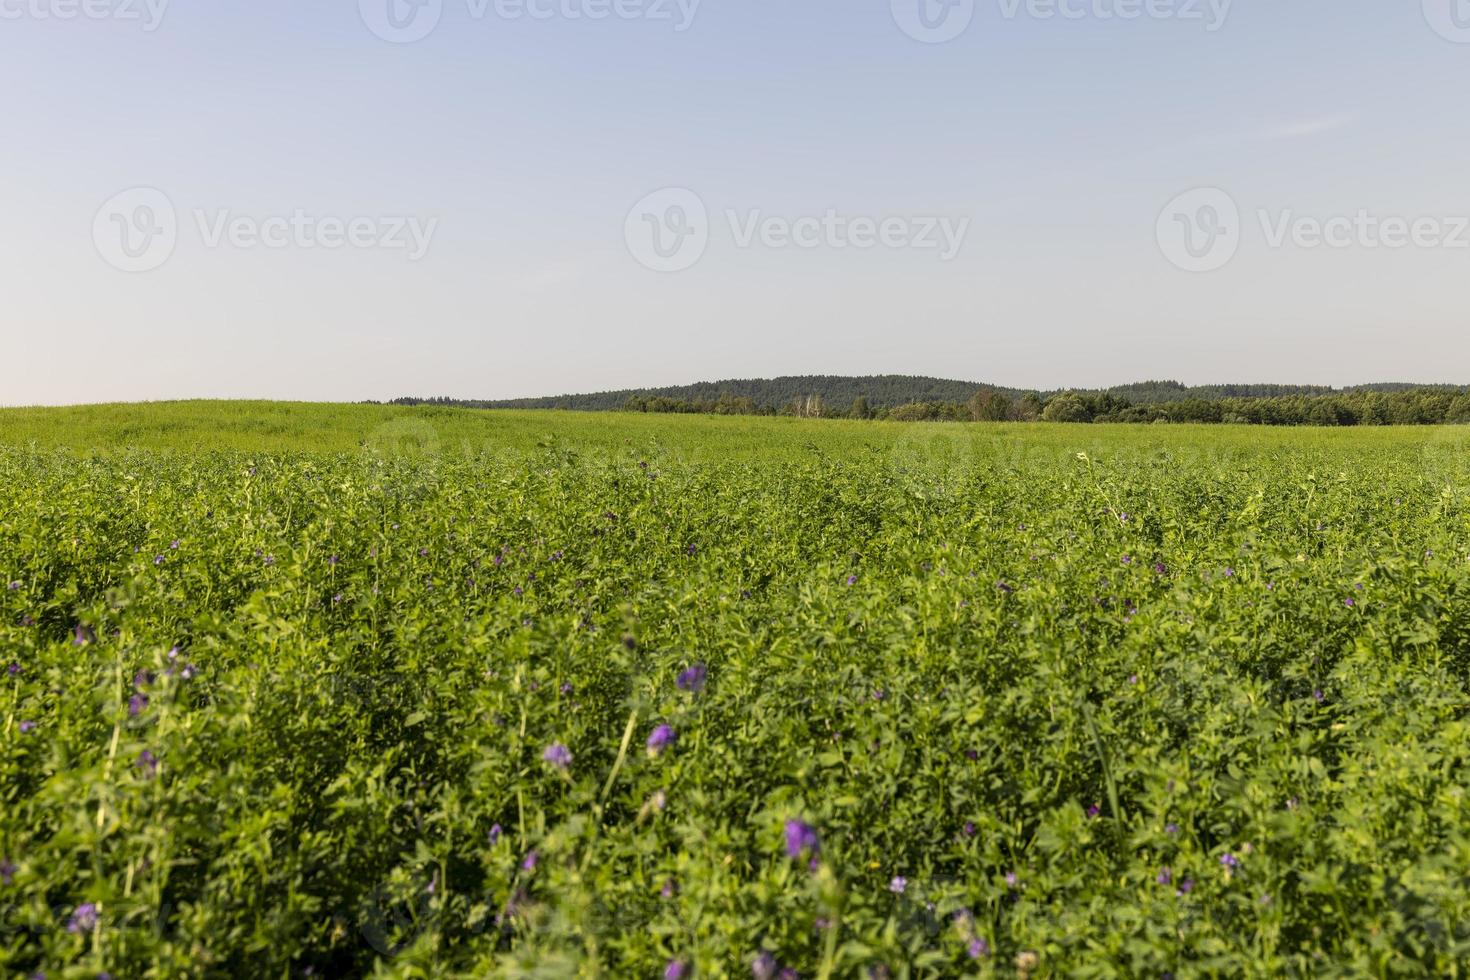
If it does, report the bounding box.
[615,387,1470,426]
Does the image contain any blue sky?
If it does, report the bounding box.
[3,0,1469,404]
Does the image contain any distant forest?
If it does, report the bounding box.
[389,376,1470,426]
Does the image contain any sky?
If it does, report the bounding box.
[3,0,1469,406]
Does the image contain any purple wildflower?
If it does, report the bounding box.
[1165,822,1180,834]
[6,581,19,590]
[128,693,148,718]
[846,575,858,586]
[889,876,907,894]
[1005,872,1019,888]
[137,750,159,776]
[646,724,676,757]
[521,851,538,873]
[153,555,165,566]
[1219,853,1239,869]
[0,859,15,884]
[1154,562,1167,575]
[661,878,676,899]
[968,938,990,959]
[18,721,36,734]
[784,820,820,862]
[963,821,976,837]
[73,625,92,646]
[752,953,778,980]
[67,903,99,933]
[1344,598,1355,608]
[676,664,707,694]
[1177,878,1195,896]
[664,960,686,980]
[542,743,572,769]
[7,663,19,677]
[1157,867,1173,886]
[559,682,572,696]
[1087,803,1101,819]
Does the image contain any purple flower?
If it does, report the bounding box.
[646,724,676,757]
[559,682,573,696]
[1086,804,1101,819]
[0,859,15,884]
[6,663,19,677]
[784,820,820,862]
[661,878,676,899]
[170,539,181,550]
[1157,867,1173,886]
[1121,555,1132,565]
[153,555,165,566]
[1165,823,1180,834]
[327,554,339,566]
[752,953,778,979]
[1176,878,1195,896]
[488,824,502,845]
[67,903,99,933]
[962,821,976,837]
[521,850,538,873]
[1344,598,1355,608]
[73,625,92,646]
[1005,872,1019,888]
[1313,689,1325,703]
[1219,853,1239,869]
[542,743,572,769]
[6,581,19,590]
[997,581,1014,594]
[18,721,36,734]
[968,938,990,959]
[676,664,708,694]
[846,575,858,586]
[889,876,907,894]
[128,693,148,718]
[664,960,686,980]
[137,750,159,776]
[1154,562,1168,575]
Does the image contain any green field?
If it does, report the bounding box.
[2,403,1469,977]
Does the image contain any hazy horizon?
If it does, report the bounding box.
[5,1,1469,407]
